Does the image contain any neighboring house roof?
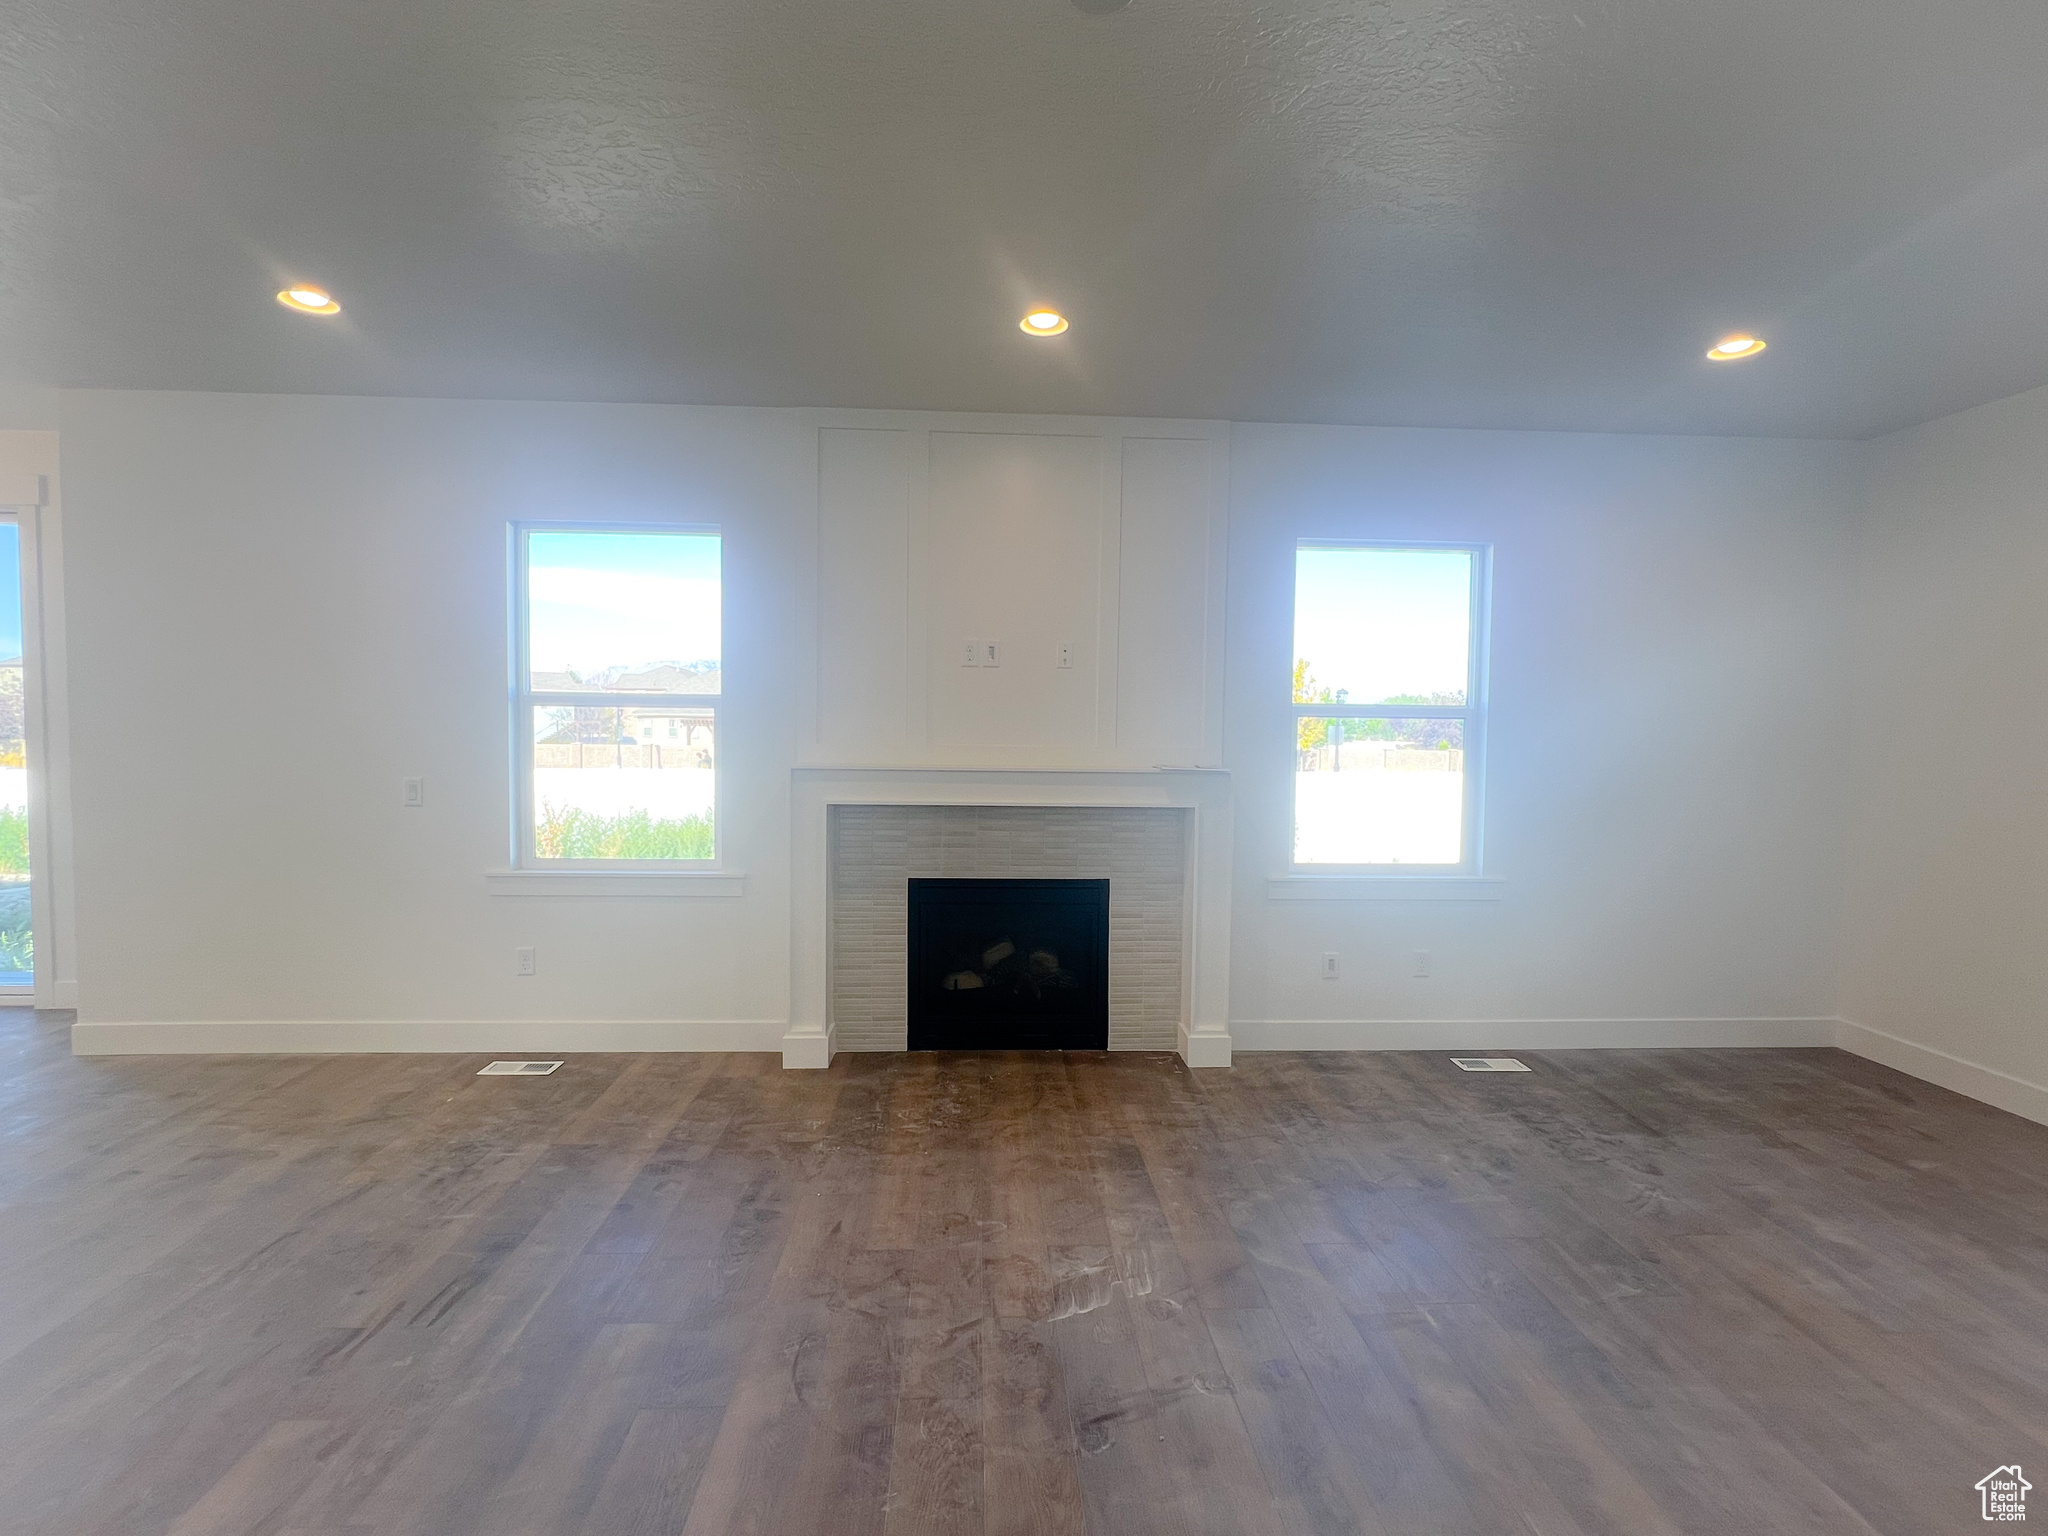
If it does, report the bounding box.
[610,663,721,694]
[530,664,720,695]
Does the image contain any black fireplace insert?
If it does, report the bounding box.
[906,877,1109,1050]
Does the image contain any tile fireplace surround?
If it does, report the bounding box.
[838,807,1176,1052]
[782,768,1233,1068]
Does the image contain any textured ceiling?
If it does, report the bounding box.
[4,0,2048,437]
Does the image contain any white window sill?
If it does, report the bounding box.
[1267,874,1504,901]
[485,869,747,898]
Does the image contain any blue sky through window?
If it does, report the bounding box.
[527,530,720,682]
[0,525,21,663]
[1294,546,1471,704]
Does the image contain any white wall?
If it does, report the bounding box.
[1226,424,1859,1047]
[1837,382,2048,1122]
[53,394,1231,1048]
[38,388,1865,1054]
[60,392,814,1045]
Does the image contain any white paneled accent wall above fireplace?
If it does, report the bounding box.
[786,418,1237,1068]
[810,419,1230,770]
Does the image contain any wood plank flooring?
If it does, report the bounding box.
[2,1008,2045,1535]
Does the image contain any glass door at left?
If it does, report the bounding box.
[0,517,30,989]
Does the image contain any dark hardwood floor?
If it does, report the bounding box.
[1,1008,2044,1535]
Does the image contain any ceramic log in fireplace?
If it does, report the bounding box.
[906,878,1110,1050]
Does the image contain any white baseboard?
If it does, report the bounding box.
[780,1022,835,1069]
[1230,1016,1839,1052]
[1177,1020,1233,1068]
[63,1014,2048,1124]
[72,1018,786,1056]
[1833,1018,2048,1127]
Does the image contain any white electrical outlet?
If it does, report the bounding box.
[981,639,1000,667]
[962,639,980,667]
[1412,950,1432,978]
[1058,643,1073,669]
[1322,952,1339,980]
[515,946,537,977]
[402,776,424,808]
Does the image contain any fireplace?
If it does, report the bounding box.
[907,877,1110,1050]
[784,769,1234,1068]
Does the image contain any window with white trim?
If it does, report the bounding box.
[514,525,721,865]
[1292,541,1489,870]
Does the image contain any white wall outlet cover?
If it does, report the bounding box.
[1058,643,1073,668]
[962,639,980,666]
[515,946,537,976]
[1451,1057,1532,1072]
[982,639,1000,667]
[1412,950,1432,977]
[402,776,424,807]
[1322,952,1339,979]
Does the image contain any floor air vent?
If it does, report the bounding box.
[1451,1057,1531,1073]
[478,1060,563,1076]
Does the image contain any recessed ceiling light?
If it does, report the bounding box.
[277,285,340,316]
[1020,309,1069,337]
[1706,334,1765,362]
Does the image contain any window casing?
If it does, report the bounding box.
[1291,540,1490,873]
[513,523,722,867]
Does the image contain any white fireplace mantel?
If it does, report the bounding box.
[782,766,1233,1069]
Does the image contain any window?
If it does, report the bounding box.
[514,526,721,864]
[0,517,29,984]
[1292,542,1488,870]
